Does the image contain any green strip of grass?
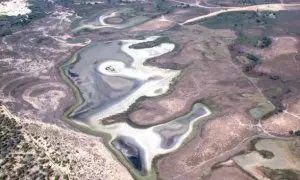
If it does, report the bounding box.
[129,37,171,49]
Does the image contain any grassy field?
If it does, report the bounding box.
[248,101,276,119]
[207,0,279,6]
[200,10,300,47]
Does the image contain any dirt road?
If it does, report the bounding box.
[180,3,300,25]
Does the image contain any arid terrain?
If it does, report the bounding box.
[1,0,300,180]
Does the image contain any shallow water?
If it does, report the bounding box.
[64,41,135,121]
[62,37,211,173]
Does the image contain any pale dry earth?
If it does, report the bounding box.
[0,0,31,16]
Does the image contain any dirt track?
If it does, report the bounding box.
[181,3,300,25]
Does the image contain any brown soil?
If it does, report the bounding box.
[295,53,300,61]
[208,166,253,180]
[243,36,298,61]
[262,96,300,134]
[255,53,300,80]
[157,112,258,180]
[129,25,261,125]
[153,16,300,179]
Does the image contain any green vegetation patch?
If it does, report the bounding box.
[0,106,73,179]
[66,37,86,44]
[234,31,262,46]
[260,80,300,113]
[257,150,274,159]
[295,54,300,61]
[256,36,272,48]
[129,37,171,49]
[248,101,276,120]
[0,114,23,158]
[0,29,12,37]
[208,0,278,6]
[200,11,277,31]
[200,10,300,35]
[259,167,300,180]
[201,10,300,48]
[200,11,278,49]
[247,53,260,64]
[234,31,271,48]
[243,53,260,72]
[154,0,174,14]
[71,7,151,34]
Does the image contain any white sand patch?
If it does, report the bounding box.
[86,104,211,171]
[0,0,31,16]
[90,36,179,121]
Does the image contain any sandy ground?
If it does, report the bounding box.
[246,36,298,60]
[0,0,31,16]
[130,16,176,32]
[129,25,260,125]
[262,96,300,134]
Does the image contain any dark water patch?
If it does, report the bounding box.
[164,137,176,149]
[112,137,143,172]
[128,156,142,171]
[63,40,139,120]
[68,70,79,78]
